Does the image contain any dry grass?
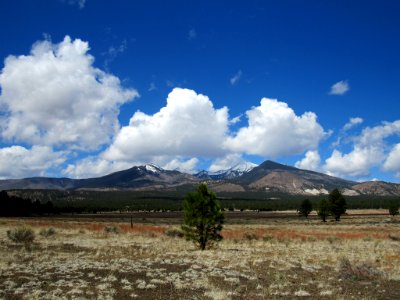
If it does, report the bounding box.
[0,215,399,299]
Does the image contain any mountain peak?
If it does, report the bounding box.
[258,160,298,171]
[144,164,162,173]
[230,161,257,173]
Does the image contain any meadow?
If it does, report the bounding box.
[1,211,400,299]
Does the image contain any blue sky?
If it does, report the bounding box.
[0,0,399,182]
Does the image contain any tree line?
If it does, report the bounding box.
[298,188,400,221]
[0,190,56,216]
[2,188,399,217]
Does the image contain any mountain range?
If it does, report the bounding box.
[0,160,399,196]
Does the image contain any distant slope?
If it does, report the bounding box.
[352,181,400,196]
[0,160,399,196]
[0,178,76,190]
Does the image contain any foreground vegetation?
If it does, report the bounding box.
[1,213,400,299]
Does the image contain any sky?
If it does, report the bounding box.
[0,0,399,182]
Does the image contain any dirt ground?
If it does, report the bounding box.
[0,212,400,299]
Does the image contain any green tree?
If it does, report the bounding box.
[317,199,330,222]
[388,199,399,217]
[182,184,224,250]
[329,189,347,221]
[298,199,313,218]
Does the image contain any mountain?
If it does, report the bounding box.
[194,162,256,180]
[229,160,400,196]
[0,178,75,190]
[233,160,356,195]
[0,164,199,191]
[74,164,199,190]
[0,160,399,196]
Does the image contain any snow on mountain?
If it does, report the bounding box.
[194,161,257,180]
[230,161,257,173]
[144,164,162,173]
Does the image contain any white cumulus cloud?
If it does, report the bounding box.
[103,88,229,161]
[295,150,321,171]
[356,120,400,146]
[343,117,363,131]
[0,36,138,151]
[329,80,350,95]
[63,157,134,179]
[208,153,256,172]
[324,147,383,178]
[383,144,400,176]
[0,146,65,179]
[162,157,199,173]
[323,120,400,178]
[224,98,326,157]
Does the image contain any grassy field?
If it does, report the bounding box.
[1,212,400,299]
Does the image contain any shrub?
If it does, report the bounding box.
[7,227,35,244]
[144,232,157,238]
[338,257,382,280]
[104,226,120,234]
[363,236,373,242]
[326,236,340,244]
[307,236,317,242]
[243,232,258,241]
[165,228,184,238]
[262,235,275,242]
[39,227,56,237]
[388,234,400,241]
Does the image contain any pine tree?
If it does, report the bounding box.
[317,199,330,222]
[329,189,346,221]
[298,199,313,218]
[182,184,224,250]
[388,199,399,217]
